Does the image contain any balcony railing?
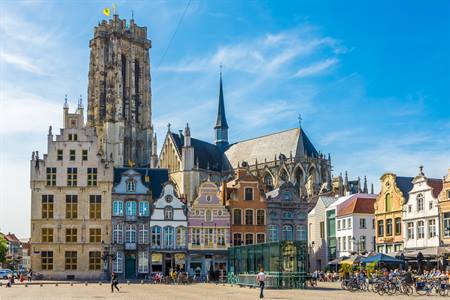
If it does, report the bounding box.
[125,242,137,250]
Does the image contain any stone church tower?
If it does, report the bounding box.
[87,15,155,167]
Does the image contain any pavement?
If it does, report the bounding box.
[0,281,436,300]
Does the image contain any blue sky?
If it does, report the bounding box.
[0,0,449,237]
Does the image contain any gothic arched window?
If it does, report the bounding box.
[282,225,293,241]
[264,173,274,191]
[417,194,424,211]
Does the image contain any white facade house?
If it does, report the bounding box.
[335,194,377,257]
[150,183,188,274]
[308,196,336,271]
[403,167,443,251]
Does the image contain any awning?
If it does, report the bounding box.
[361,253,403,264]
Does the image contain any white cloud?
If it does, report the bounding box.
[0,52,52,76]
[294,58,338,77]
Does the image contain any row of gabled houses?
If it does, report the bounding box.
[308,167,450,271]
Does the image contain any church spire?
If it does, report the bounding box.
[214,66,229,152]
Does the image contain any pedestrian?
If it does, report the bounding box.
[27,269,32,282]
[111,272,119,293]
[256,267,265,299]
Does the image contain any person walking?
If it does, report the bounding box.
[111,272,119,293]
[27,269,32,282]
[256,267,265,299]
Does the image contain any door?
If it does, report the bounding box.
[125,254,136,279]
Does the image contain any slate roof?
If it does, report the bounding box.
[225,128,319,168]
[336,193,377,217]
[3,233,20,243]
[170,133,230,172]
[113,167,169,198]
[427,179,443,198]
[214,74,228,129]
[395,176,414,201]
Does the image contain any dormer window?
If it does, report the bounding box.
[165,195,173,203]
[127,180,136,192]
[205,210,212,222]
[417,193,424,211]
[283,192,291,201]
[164,207,173,220]
[70,119,77,128]
[206,195,212,202]
[244,187,253,201]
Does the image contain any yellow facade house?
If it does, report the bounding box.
[374,173,413,254]
[30,100,113,280]
[439,169,450,245]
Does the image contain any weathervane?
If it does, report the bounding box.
[298,114,302,128]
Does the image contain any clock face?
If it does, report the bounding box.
[165,195,173,203]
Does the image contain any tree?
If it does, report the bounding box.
[0,235,8,263]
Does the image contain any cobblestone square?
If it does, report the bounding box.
[0,282,433,300]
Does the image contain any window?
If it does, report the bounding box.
[113,252,123,273]
[68,133,73,140]
[65,251,77,270]
[191,228,201,246]
[342,236,346,251]
[46,167,56,186]
[377,220,384,237]
[204,228,213,247]
[233,209,242,225]
[113,223,123,244]
[126,201,137,217]
[176,226,186,247]
[429,219,436,238]
[205,210,212,222]
[138,251,148,273]
[245,209,254,225]
[444,213,450,238]
[82,150,88,161]
[87,168,97,186]
[244,187,253,200]
[348,236,352,250]
[57,150,63,161]
[65,228,77,243]
[69,150,76,161]
[125,224,136,243]
[89,251,101,270]
[206,195,212,202]
[113,200,123,216]
[337,237,341,251]
[360,218,366,229]
[65,195,78,219]
[296,225,307,241]
[429,201,433,210]
[269,225,278,242]
[151,226,162,247]
[348,218,352,229]
[408,205,412,213]
[89,195,101,219]
[217,228,226,246]
[417,194,424,212]
[139,201,149,217]
[283,212,293,219]
[386,219,393,236]
[320,222,325,239]
[256,210,265,225]
[67,167,77,186]
[337,220,341,231]
[164,226,174,248]
[407,222,414,239]
[139,224,149,244]
[41,251,53,270]
[41,195,54,219]
[359,236,366,251]
[164,207,173,220]
[395,217,401,235]
[233,233,242,246]
[89,228,101,243]
[417,221,424,239]
[372,219,375,229]
[448,190,450,199]
[127,180,136,192]
[256,233,265,243]
[342,219,346,229]
[245,233,254,245]
[282,225,293,241]
[41,228,53,242]
[385,193,392,212]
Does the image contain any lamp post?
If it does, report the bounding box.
[102,241,116,281]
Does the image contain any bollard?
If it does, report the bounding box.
[25,283,28,287]
[127,280,130,285]
[0,282,2,287]
[70,282,73,286]
[85,281,88,286]
[55,283,58,286]
[141,280,144,284]
[40,283,43,287]
[98,281,102,286]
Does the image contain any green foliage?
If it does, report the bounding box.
[0,235,8,263]
[339,263,352,275]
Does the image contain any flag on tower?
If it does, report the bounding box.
[103,7,110,17]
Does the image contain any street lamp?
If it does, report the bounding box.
[101,241,116,281]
